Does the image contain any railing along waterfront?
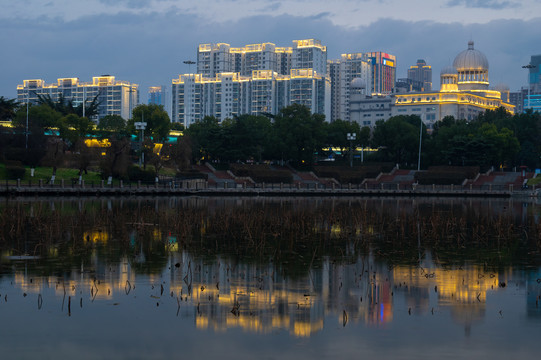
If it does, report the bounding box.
[1,178,534,197]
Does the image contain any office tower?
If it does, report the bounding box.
[365,52,397,94]
[17,75,139,121]
[407,59,432,91]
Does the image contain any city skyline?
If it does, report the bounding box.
[1,0,539,102]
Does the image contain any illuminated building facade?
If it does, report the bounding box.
[328,53,372,121]
[171,69,329,126]
[291,39,327,76]
[17,75,139,121]
[392,41,514,128]
[407,59,432,91]
[148,86,165,106]
[366,51,397,94]
[173,39,330,127]
[196,39,325,78]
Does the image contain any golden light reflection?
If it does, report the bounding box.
[83,230,109,243]
[4,254,515,339]
[393,265,499,304]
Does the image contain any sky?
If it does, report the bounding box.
[1,0,540,108]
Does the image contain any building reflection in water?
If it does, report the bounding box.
[6,246,538,338]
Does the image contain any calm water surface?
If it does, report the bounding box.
[0,197,540,359]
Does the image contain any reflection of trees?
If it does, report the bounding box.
[0,198,540,278]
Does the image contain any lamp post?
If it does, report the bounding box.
[183,60,195,74]
[417,117,423,171]
[134,120,147,167]
[347,132,356,168]
[522,64,536,111]
[25,91,29,149]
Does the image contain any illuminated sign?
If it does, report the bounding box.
[383,58,395,67]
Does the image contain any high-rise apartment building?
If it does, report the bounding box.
[17,75,139,120]
[327,53,372,121]
[148,86,165,106]
[196,39,326,78]
[366,52,397,94]
[291,39,327,76]
[174,39,329,127]
[407,59,432,91]
[172,69,329,127]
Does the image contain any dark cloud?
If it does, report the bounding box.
[446,0,520,9]
[1,11,539,103]
[261,2,282,12]
[98,0,153,9]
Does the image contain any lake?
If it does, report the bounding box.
[0,196,540,359]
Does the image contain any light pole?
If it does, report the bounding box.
[522,64,536,111]
[134,119,147,167]
[25,91,29,149]
[347,132,356,168]
[183,60,195,74]
[417,117,423,171]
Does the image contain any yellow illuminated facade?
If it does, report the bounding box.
[17,75,139,121]
[172,69,329,127]
[175,39,330,127]
[393,42,514,127]
[197,39,326,78]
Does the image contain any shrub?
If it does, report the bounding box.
[127,166,156,183]
[6,165,26,180]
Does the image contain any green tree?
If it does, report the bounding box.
[36,93,100,118]
[98,114,126,133]
[324,119,361,160]
[221,115,272,162]
[371,115,424,166]
[13,103,61,130]
[58,113,94,148]
[185,116,222,162]
[271,104,326,165]
[128,104,171,142]
[0,96,19,121]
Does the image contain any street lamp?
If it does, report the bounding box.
[134,120,147,167]
[418,117,423,171]
[25,91,29,149]
[347,132,356,168]
[183,60,195,74]
[522,64,536,111]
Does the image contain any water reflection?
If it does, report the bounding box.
[1,197,540,358]
[3,251,541,335]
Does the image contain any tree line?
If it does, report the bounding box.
[2,94,541,179]
[186,104,541,170]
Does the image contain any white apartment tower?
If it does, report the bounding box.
[291,39,327,76]
[328,53,372,122]
[17,75,139,121]
[173,39,330,127]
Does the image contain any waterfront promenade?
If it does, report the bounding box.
[0,178,534,198]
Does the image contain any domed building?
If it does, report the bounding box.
[392,41,514,128]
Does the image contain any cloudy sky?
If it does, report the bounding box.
[1,0,540,107]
